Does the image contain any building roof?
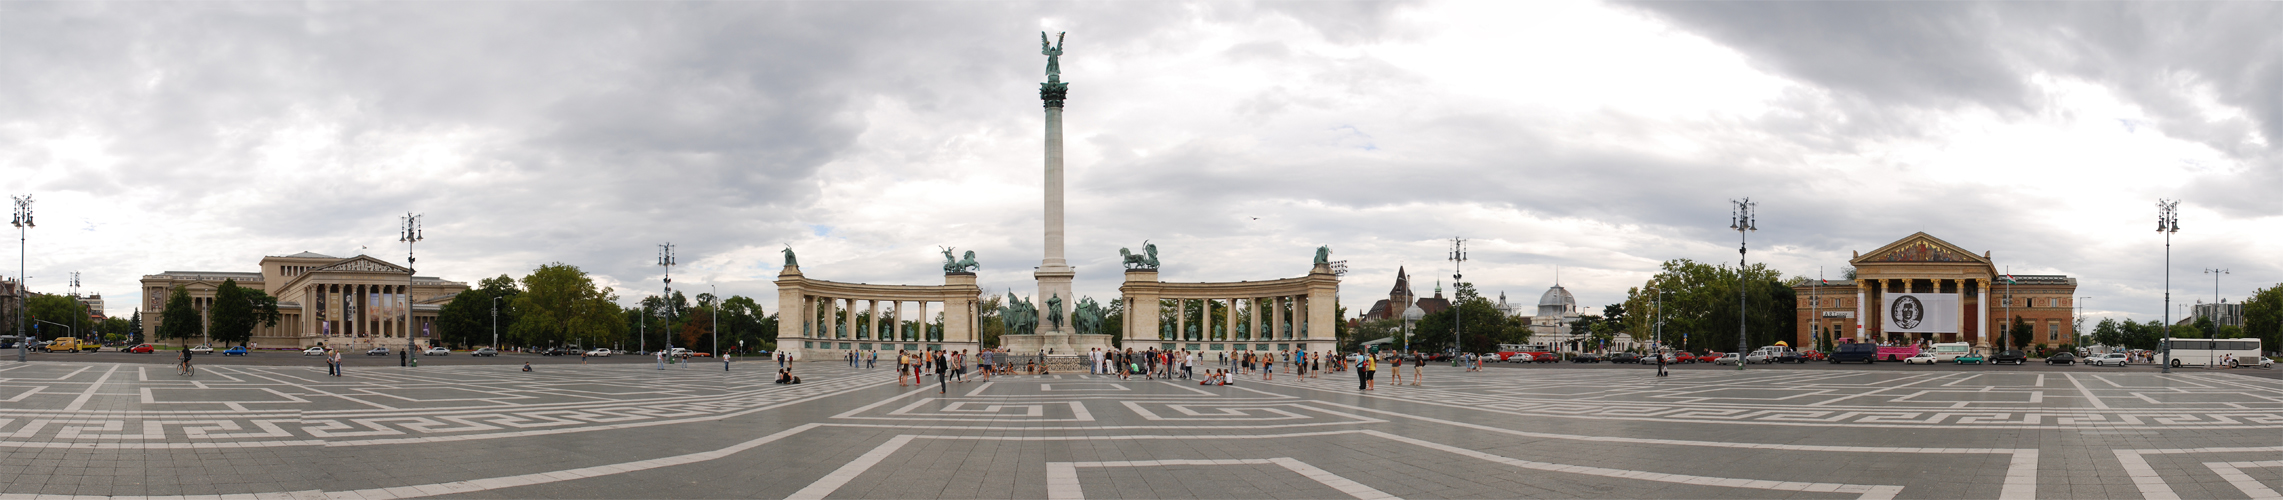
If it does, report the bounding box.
[1998,274,2074,285]
[277,251,337,259]
[1538,285,1576,307]
[1388,266,1409,296]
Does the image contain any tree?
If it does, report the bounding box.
[2245,284,2283,352]
[977,294,1004,348]
[157,286,202,344]
[2192,316,2218,340]
[437,275,521,348]
[205,279,281,346]
[128,309,142,342]
[2009,316,2032,349]
[717,295,768,353]
[1618,259,1796,353]
[25,293,88,340]
[508,263,624,348]
[1415,293,1523,354]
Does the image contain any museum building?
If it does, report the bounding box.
[139,252,469,349]
[1793,233,2078,350]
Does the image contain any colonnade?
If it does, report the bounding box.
[1118,264,1340,353]
[1856,277,1986,346]
[774,264,982,361]
[1157,296,1311,344]
[797,296,948,346]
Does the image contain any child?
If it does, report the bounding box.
[521,362,532,372]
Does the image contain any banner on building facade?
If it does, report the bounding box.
[1882,293,1960,333]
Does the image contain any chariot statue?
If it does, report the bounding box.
[1119,241,1160,270]
[940,247,980,274]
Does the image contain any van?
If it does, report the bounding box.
[1827,343,1878,363]
[41,338,93,353]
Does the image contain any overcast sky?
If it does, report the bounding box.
[3,1,2276,326]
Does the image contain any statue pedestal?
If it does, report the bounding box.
[1003,334,1113,356]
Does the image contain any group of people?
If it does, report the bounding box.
[1087,347,1356,383]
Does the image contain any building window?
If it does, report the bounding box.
[2047,321,2059,341]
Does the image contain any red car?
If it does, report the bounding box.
[1672,352,1698,364]
[122,344,155,353]
[1800,350,1827,361]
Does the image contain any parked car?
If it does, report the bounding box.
[1828,343,1879,364]
[222,346,249,356]
[123,344,155,354]
[1743,351,1775,364]
[1711,353,1743,366]
[423,347,450,356]
[1954,351,1985,364]
[1776,350,1804,363]
[1904,352,1940,365]
[473,347,499,357]
[1800,350,1826,362]
[1571,353,1602,363]
[1609,353,1639,364]
[2046,352,2076,365]
[1991,350,2028,365]
[586,348,611,357]
[189,345,214,354]
[1672,352,1698,364]
[367,347,390,356]
[2089,353,2130,367]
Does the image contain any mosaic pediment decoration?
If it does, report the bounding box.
[316,256,412,274]
[1879,241,1964,262]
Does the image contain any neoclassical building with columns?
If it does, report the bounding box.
[1793,233,2078,350]
[139,252,469,349]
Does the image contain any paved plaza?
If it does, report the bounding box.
[3,359,2282,499]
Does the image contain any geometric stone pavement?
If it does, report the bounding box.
[2,359,2281,498]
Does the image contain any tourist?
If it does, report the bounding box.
[867,350,877,369]
[1183,350,1196,380]
[934,350,950,394]
[328,348,343,377]
[897,350,910,387]
[522,362,532,372]
[1263,352,1274,381]
[1389,352,1404,385]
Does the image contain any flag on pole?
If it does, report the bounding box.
[2002,274,2017,284]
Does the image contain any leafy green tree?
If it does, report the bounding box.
[157,286,202,345]
[508,263,623,349]
[2245,284,2283,352]
[1414,291,1523,354]
[25,293,88,340]
[2091,318,2124,347]
[1619,259,1795,353]
[205,279,281,346]
[2192,316,2218,340]
[437,275,520,348]
[716,295,768,353]
[2009,316,2032,349]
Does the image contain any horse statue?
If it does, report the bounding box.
[1119,241,1160,270]
[940,247,980,274]
[783,246,799,267]
[1314,245,1331,266]
[1001,292,1038,336]
[1073,297,1103,335]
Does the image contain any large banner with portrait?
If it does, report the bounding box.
[1882,293,1960,333]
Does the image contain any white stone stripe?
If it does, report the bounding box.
[2115,450,2178,500]
[1365,430,1900,500]
[2065,373,2111,409]
[2206,461,2283,499]
[785,434,915,500]
[62,365,118,411]
[1045,458,1396,500]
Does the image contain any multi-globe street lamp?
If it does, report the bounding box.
[2206,268,2228,340]
[659,243,676,366]
[1449,237,1466,359]
[1730,198,1757,371]
[2157,199,2179,373]
[12,194,32,362]
[400,213,422,367]
[491,295,502,352]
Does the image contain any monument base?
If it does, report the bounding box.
[1002,333,1114,356]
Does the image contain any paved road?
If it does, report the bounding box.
[2,358,2278,498]
[12,349,736,367]
[1477,357,2283,379]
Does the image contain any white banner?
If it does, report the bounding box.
[1882,293,1960,333]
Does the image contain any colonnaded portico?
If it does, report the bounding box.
[773,256,981,361]
[1118,254,1339,353]
[1793,232,2078,350]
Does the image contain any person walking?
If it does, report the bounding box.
[934,350,951,394]
[1411,351,1424,386]
[656,349,666,370]
[328,348,343,377]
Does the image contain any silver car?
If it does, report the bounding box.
[1712,353,1743,365]
[2089,353,2129,367]
[1744,352,1774,364]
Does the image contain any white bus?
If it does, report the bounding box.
[2164,338,2263,368]
[1930,342,1972,362]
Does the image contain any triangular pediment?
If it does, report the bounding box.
[312,255,411,274]
[1851,232,1989,265]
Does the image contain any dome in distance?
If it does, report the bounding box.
[1402,302,1426,321]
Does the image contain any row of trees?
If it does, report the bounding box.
[1351,283,1522,354]
[431,263,779,352]
[2082,282,2283,352]
[153,279,282,346]
[1618,259,1798,353]
[7,292,138,342]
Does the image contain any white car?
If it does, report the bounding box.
[1904,353,1940,365]
[188,345,214,354]
[303,346,326,356]
[423,347,450,356]
[586,349,611,357]
[2089,353,2130,367]
[1711,353,1743,366]
[1744,352,1775,364]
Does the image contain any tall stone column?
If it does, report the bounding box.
[1035,70,1076,335]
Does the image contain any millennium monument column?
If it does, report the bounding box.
[1035,31,1076,336]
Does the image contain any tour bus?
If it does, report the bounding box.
[1930,342,1973,362]
[2162,338,2263,368]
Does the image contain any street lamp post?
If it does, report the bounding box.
[1652,287,1670,377]
[713,284,725,371]
[2158,200,2180,373]
[491,296,502,351]
[1730,198,1757,371]
[1449,237,1466,359]
[2077,296,2090,348]
[659,243,675,366]
[12,194,32,362]
[401,213,422,367]
[2206,269,2228,340]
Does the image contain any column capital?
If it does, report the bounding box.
[1040,82,1068,108]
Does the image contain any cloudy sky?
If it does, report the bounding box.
[3,1,2276,325]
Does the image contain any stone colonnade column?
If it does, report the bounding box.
[867,300,879,341]
[1225,298,1237,343]
[1856,280,1868,341]
[1174,299,1187,342]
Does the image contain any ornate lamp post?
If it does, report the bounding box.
[1730,198,1756,371]
[11,194,31,362]
[1449,237,1466,358]
[491,295,502,352]
[401,213,422,367]
[2206,269,2228,340]
[660,243,675,365]
[2157,199,2179,373]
